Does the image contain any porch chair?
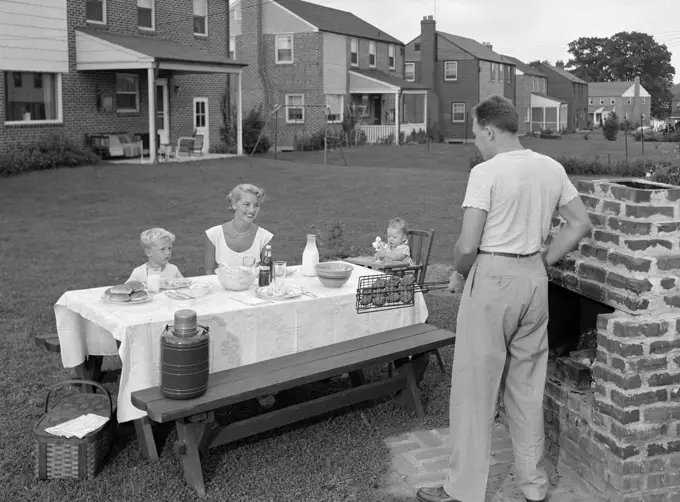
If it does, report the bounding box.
[176,133,205,158]
[381,229,447,376]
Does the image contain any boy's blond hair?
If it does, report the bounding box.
[140,228,176,249]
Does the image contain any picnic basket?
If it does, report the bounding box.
[34,379,116,480]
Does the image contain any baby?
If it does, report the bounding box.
[374,217,414,265]
[126,228,185,284]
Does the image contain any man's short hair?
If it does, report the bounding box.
[472,95,519,134]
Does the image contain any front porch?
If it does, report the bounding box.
[75,29,247,163]
[530,93,568,133]
[349,69,429,145]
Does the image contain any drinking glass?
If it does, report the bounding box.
[147,265,161,294]
[273,261,287,288]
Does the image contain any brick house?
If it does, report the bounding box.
[404,16,515,142]
[533,62,588,131]
[501,55,567,135]
[669,83,680,124]
[0,0,246,160]
[587,77,651,127]
[230,0,427,149]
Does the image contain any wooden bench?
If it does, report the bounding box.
[34,334,121,385]
[131,323,455,498]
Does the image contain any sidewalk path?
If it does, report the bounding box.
[382,422,593,501]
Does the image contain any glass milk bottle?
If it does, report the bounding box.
[301,234,320,277]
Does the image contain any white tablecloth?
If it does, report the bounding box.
[54,264,429,423]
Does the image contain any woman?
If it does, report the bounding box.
[204,183,273,274]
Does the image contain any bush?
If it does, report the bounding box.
[294,129,327,151]
[602,112,619,141]
[311,219,367,260]
[468,148,485,170]
[219,100,271,154]
[0,134,100,177]
[649,162,680,186]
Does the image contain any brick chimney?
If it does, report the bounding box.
[420,15,438,131]
[482,42,493,51]
[239,0,269,115]
[631,76,642,124]
[420,15,436,91]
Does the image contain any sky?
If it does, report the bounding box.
[306,0,680,84]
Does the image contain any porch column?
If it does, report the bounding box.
[394,90,400,145]
[423,92,428,133]
[147,67,157,164]
[236,71,243,155]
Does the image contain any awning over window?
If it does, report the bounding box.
[349,69,428,94]
[75,29,246,73]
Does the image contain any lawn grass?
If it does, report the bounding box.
[0,157,464,502]
[263,131,675,169]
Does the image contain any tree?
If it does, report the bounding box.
[566,32,676,118]
[529,59,551,68]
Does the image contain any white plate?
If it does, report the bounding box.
[101,293,152,305]
[254,286,302,301]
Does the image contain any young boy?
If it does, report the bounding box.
[126,228,184,284]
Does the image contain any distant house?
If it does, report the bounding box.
[501,55,567,135]
[588,77,651,127]
[534,62,588,131]
[230,0,427,148]
[671,83,680,124]
[0,0,245,160]
[405,16,515,142]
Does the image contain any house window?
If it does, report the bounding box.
[641,97,646,104]
[414,42,421,51]
[369,41,376,67]
[350,38,358,66]
[451,102,466,123]
[599,98,604,105]
[86,0,106,23]
[444,61,457,81]
[610,98,615,105]
[589,98,593,105]
[490,63,496,82]
[524,106,530,123]
[325,94,343,123]
[499,64,503,83]
[627,98,632,104]
[193,0,208,35]
[229,36,236,60]
[508,67,512,84]
[116,73,139,112]
[286,94,304,123]
[138,0,154,30]
[405,63,415,82]
[234,7,241,20]
[275,34,293,64]
[4,72,61,123]
[541,78,546,93]
[388,45,395,70]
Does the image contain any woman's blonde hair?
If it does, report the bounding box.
[140,228,176,249]
[227,183,266,212]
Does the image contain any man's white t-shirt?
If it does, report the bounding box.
[462,149,579,255]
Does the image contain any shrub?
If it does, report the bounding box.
[294,130,327,151]
[649,162,680,186]
[220,101,271,154]
[311,219,366,260]
[0,134,99,177]
[602,112,619,141]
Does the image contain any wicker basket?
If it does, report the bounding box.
[34,380,116,480]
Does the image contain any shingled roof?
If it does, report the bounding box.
[500,55,546,77]
[275,0,402,45]
[542,64,587,84]
[437,32,506,64]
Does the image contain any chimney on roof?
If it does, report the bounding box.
[482,42,493,51]
[556,60,565,69]
[631,75,642,122]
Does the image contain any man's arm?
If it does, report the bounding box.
[544,196,592,266]
[453,207,488,278]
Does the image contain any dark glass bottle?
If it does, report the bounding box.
[259,245,273,287]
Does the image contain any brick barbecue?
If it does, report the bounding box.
[541,178,680,501]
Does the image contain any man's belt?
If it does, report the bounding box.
[477,249,541,259]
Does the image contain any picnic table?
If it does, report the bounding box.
[53,263,430,457]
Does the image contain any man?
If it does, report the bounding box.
[416,95,592,502]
